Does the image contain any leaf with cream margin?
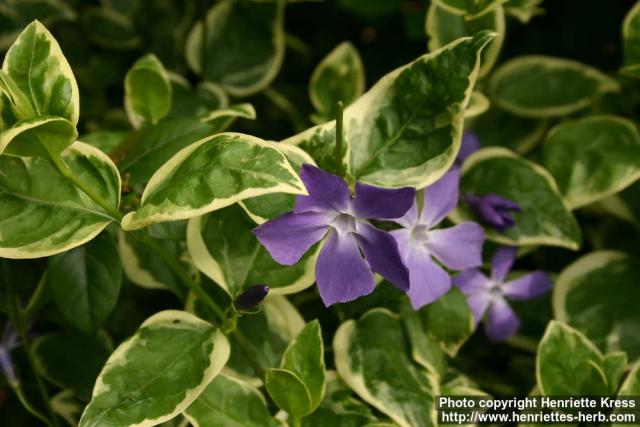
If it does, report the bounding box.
[309,41,365,124]
[465,91,490,119]
[334,309,439,427]
[453,147,582,250]
[613,362,640,427]
[504,0,545,23]
[121,132,306,230]
[431,0,502,18]
[0,141,121,259]
[426,3,505,78]
[283,31,495,188]
[187,204,316,298]
[185,0,285,97]
[124,54,172,129]
[543,115,640,209]
[489,56,619,118]
[0,116,77,158]
[621,1,640,78]
[2,20,79,125]
[79,310,230,427]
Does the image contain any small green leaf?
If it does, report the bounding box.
[121,132,306,230]
[81,7,140,51]
[504,0,545,23]
[554,251,640,362]
[0,116,77,158]
[402,305,447,377]
[0,141,121,259]
[48,232,122,334]
[334,309,439,427]
[2,20,80,124]
[168,76,229,120]
[187,204,316,297]
[471,106,547,155]
[431,0,502,18]
[309,41,365,123]
[489,56,619,118]
[543,115,640,209]
[124,54,172,129]
[465,91,490,119]
[602,352,628,395]
[285,31,495,188]
[622,1,640,77]
[426,2,505,77]
[185,0,285,97]
[81,130,128,155]
[455,147,581,249]
[184,374,281,427]
[614,363,640,426]
[265,368,312,418]
[201,103,256,127]
[79,310,230,427]
[536,320,608,396]
[51,389,83,427]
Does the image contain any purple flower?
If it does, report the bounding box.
[234,285,269,311]
[389,170,485,310]
[253,164,414,306]
[464,194,520,231]
[455,132,481,166]
[0,322,19,386]
[453,246,552,341]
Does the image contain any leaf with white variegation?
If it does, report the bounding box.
[622,1,640,77]
[0,141,121,259]
[124,54,172,129]
[0,116,77,158]
[79,310,230,427]
[432,0,502,18]
[284,31,495,188]
[121,132,306,230]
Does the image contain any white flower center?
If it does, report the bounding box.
[330,213,356,235]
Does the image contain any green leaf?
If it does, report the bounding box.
[239,144,316,223]
[471,106,547,155]
[184,374,281,427]
[504,0,545,23]
[402,306,447,377]
[554,251,640,362]
[185,0,285,97]
[79,310,230,427]
[284,32,495,188]
[426,3,505,77]
[622,1,640,77]
[167,75,229,120]
[51,389,83,427]
[489,56,619,118]
[47,232,122,334]
[81,7,140,51]
[614,363,640,427]
[334,309,439,427]
[2,20,80,124]
[81,130,128,155]
[0,141,121,259]
[124,54,172,129]
[201,103,256,127]
[465,91,490,119]
[265,369,312,418]
[187,204,316,297]
[431,0,502,18]
[543,115,640,209]
[121,132,306,230]
[0,116,77,158]
[309,41,365,123]
[33,333,110,400]
[536,320,608,396]
[454,147,582,249]
[602,352,628,395]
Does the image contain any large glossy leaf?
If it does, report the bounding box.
[48,232,122,334]
[187,204,316,297]
[554,251,640,362]
[536,321,608,396]
[431,0,502,18]
[334,309,439,427]
[184,374,281,427]
[124,54,172,129]
[309,41,365,124]
[284,32,495,188]
[489,56,619,117]
[79,310,230,427]
[543,116,640,209]
[0,141,121,259]
[121,132,306,230]
[622,1,640,77]
[0,116,77,158]
[185,0,285,97]
[426,3,504,77]
[454,147,581,249]
[2,20,79,125]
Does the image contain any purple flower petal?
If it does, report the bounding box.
[392,200,419,228]
[464,194,520,231]
[485,298,520,341]
[294,164,350,213]
[503,271,552,300]
[0,346,17,385]
[316,231,375,306]
[420,169,460,227]
[467,292,492,328]
[253,211,330,265]
[456,132,481,166]
[404,246,451,310]
[427,222,484,270]
[491,246,517,282]
[453,268,491,294]
[355,222,410,291]
[352,183,415,220]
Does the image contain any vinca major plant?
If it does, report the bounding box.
[1,1,640,427]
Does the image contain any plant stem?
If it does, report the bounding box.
[290,416,302,427]
[505,334,539,354]
[129,231,266,380]
[3,262,60,427]
[335,100,344,176]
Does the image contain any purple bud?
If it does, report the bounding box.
[234,285,270,311]
[0,346,17,386]
[464,194,520,232]
[456,132,481,166]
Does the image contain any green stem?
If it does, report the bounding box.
[129,231,266,380]
[505,334,539,354]
[290,416,302,427]
[3,262,60,427]
[335,101,344,176]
